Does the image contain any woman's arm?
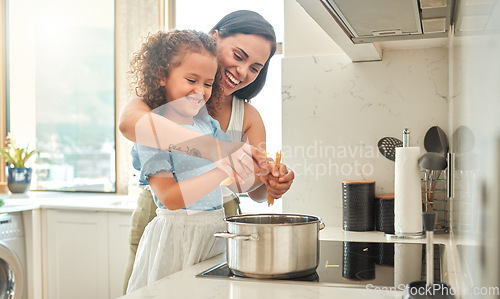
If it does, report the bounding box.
[120,96,266,181]
[118,97,151,142]
[120,97,218,160]
[240,104,267,202]
[242,104,294,203]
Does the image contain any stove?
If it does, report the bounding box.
[196,240,444,288]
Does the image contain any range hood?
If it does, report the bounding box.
[296,0,456,61]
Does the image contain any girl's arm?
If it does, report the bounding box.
[148,168,228,210]
[120,97,218,160]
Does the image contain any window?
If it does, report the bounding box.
[7,0,115,192]
[174,1,284,213]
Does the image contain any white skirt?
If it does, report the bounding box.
[127,208,226,293]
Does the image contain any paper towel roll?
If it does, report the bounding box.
[394,147,422,235]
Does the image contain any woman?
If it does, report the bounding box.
[120,10,295,293]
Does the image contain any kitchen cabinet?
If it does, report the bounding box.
[108,212,132,299]
[43,209,131,299]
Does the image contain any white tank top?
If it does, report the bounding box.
[222,97,245,198]
[225,96,244,142]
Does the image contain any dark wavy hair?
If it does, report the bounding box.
[210,10,277,101]
[129,29,222,111]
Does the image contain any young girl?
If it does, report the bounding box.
[126,29,247,293]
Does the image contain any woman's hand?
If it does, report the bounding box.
[259,161,295,199]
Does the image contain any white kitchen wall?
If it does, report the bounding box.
[282,0,449,227]
[281,50,448,227]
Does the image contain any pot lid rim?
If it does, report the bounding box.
[224,213,322,225]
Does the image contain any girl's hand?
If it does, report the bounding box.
[215,148,252,180]
[259,162,294,199]
[215,143,267,192]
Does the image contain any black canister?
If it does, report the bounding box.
[342,181,375,231]
[374,193,395,234]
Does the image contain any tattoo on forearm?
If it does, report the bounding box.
[168,144,202,158]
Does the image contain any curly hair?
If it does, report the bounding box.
[129,29,222,112]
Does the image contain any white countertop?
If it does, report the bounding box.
[119,227,455,299]
[0,192,459,298]
[0,191,137,213]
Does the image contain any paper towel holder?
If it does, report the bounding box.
[402,212,455,298]
[386,231,424,240]
[388,134,425,240]
[403,128,410,147]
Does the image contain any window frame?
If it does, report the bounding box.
[4,0,118,193]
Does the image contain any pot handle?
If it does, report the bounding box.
[214,232,259,241]
[319,220,326,230]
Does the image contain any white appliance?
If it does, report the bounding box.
[296,0,454,43]
[0,212,27,299]
[294,0,467,62]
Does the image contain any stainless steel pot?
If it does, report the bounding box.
[214,213,325,279]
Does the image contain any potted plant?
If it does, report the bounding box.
[0,133,38,193]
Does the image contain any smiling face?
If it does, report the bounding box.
[161,50,218,124]
[213,32,272,97]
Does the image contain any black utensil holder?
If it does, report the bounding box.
[421,170,449,234]
[343,181,375,231]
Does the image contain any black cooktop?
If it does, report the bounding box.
[196,240,444,288]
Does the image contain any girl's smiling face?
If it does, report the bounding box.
[161,50,217,124]
[213,32,272,96]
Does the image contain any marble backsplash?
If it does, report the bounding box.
[281,48,449,227]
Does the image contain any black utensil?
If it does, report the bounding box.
[419,152,447,212]
[424,126,449,155]
[378,137,403,161]
[418,152,448,171]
